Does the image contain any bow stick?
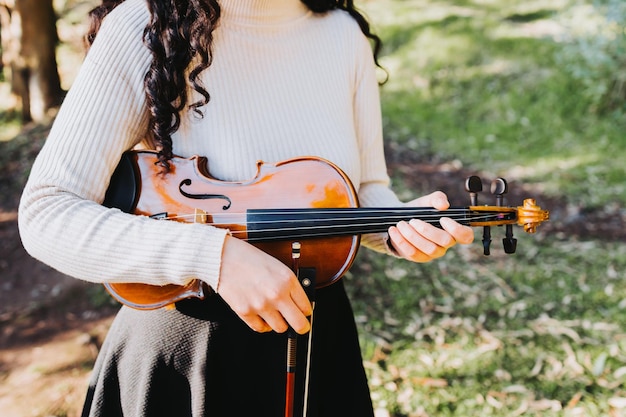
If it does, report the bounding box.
[285,242,316,417]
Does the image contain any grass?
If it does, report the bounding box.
[349,238,626,415]
[1,0,625,416]
[366,0,626,207]
[350,0,626,415]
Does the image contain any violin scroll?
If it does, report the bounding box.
[517,198,550,234]
[466,176,549,255]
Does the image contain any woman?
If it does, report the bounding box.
[18,0,474,416]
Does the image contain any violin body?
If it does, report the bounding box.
[103,150,361,309]
[102,151,549,310]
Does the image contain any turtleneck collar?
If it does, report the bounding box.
[220,0,311,26]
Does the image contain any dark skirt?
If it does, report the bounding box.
[81,280,374,417]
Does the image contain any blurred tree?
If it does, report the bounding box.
[0,0,63,123]
[0,2,8,75]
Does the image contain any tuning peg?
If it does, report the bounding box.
[482,226,491,256]
[491,178,516,254]
[491,178,508,206]
[465,176,482,206]
[465,176,492,255]
[503,225,517,254]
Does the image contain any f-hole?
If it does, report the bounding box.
[178,179,232,210]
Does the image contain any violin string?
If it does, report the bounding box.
[163,212,472,224]
[231,213,502,240]
[152,211,504,235]
[159,208,488,223]
[159,211,500,223]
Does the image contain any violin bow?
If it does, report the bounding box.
[285,243,316,417]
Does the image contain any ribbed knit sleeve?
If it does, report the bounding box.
[18,0,228,289]
[350,29,404,254]
[19,0,406,292]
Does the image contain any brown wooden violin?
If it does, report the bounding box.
[102,150,549,309]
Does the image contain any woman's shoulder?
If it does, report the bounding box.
[85,0,152,74]
[98,0,151,42]
[313,8,372,47]
[319,8,360,28]
[309,8,373,60]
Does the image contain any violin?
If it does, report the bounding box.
[102,150,549,309]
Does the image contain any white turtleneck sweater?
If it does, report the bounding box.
[18,0,401,291]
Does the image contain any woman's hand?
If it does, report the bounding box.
[388,191,474,263]
[216,235,313,334]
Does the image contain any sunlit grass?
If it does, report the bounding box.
[0,84,22,142]
[366,0,626,209]
[0,117,22,142]
[348,236,626,416]
[356,1,626,415]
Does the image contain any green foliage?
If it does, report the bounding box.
[367,0,626,207]
[352,0,626,415]
[557,0,626,115]
[348,239,626,416]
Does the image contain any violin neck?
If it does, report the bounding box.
[246,207,507,242]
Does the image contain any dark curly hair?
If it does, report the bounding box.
[86,0,384,170]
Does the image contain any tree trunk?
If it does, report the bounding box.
[0,2,9,77]
[1,0,64,123]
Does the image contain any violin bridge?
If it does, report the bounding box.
[194,208,208,224]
